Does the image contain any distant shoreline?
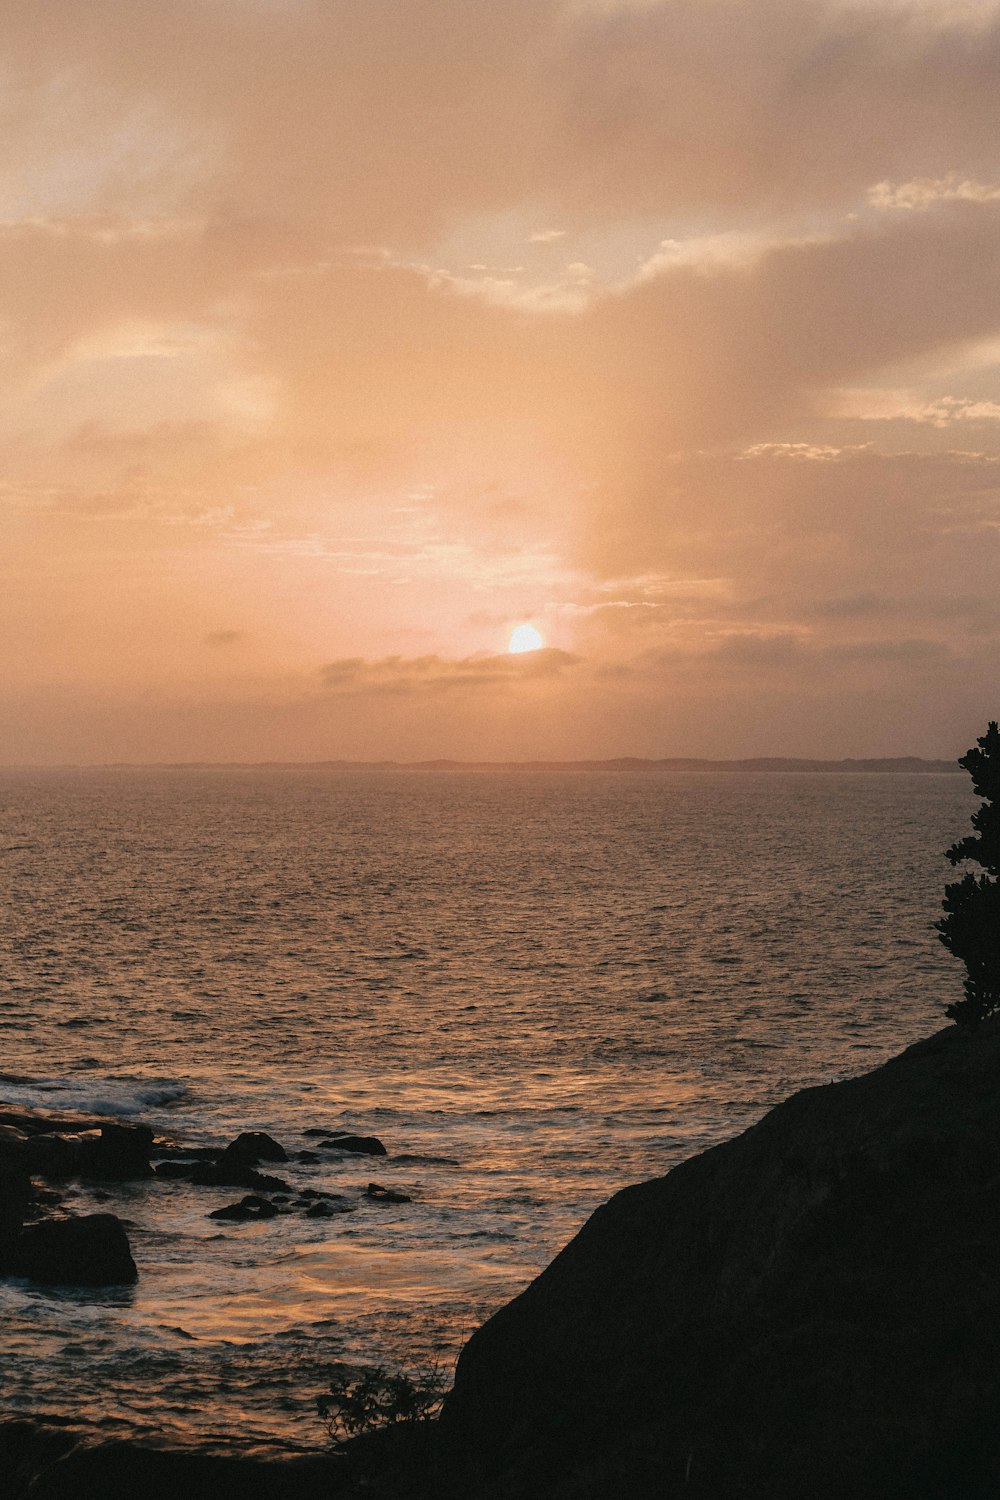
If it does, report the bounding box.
[1,756,963,774]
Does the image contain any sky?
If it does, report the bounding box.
[4,0,1000,763]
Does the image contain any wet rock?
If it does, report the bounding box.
[12,1213,137,1285]
[309,1196,356,1215]
[442,1020,1000,1500]
[78,1124,154,1181]
[365,1182,412,1204]
[0,1124,28,1163]
[24,1133,77,1179]
[318,1134,387,1156]
[207,1203,253,1222]
[153,1160,201,1180]
[208,1195,279,1223]
[296,1150,320,1164]
[0,1160,33,1269]
[189,1162,290,1193]
[0,1109,103,1136]
[218,1131,288,1166]
[153,1145,218,1162]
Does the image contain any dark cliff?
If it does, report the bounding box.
[440,1021,1000,1498]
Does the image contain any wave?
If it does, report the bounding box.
[0,1075,189,1118]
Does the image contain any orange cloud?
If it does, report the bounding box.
[5,0,1000,759]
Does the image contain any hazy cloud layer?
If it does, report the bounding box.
[4,0,1000,760]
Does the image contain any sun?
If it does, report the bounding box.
[508,623,544,654]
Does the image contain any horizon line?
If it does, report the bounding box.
[0,755,963,773]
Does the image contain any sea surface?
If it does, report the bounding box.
[0,768,971,1452]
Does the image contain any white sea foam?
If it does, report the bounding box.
[0,1075,189,1119]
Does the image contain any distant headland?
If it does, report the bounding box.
[11,756,964,773]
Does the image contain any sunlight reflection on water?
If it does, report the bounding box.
[0,767,971,1447]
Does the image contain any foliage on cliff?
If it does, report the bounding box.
[319,1364,446,1451]
[938,720,1000,1025]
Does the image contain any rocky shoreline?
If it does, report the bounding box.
[8,1021,1000,1497]
[0,1107,412,1286]
[0,1106,432,1495]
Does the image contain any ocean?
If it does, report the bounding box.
[0,767,970,1451]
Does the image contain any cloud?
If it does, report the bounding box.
[318,649,579,696]
[710,632,951,671]
[7,0,1000,759]
[869,175,1000,210]
[830,390,1000,425]
[7,0,1000,240]
[203,629,245,647]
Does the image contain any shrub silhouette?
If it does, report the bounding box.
[318,1362,446,1450]
[937,720,1000,1025]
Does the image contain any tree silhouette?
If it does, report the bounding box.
[937,721,1000,1025]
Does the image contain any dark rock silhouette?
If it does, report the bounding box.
[23,1133,77,1179]
[6,1429,333,1499]
[12,1214,137,1286]
[440,1021,1000,1499]
[296,1190,357,1213]
[0,1123,29,1162]
[189,1161,290,1192]
[0,1115,154,1181]
[0,1161,32,1268]
[208,1194,279,1222]
[365,1182,412,1204]
[319,1134,387,1156]
[78,1123,154,1180]
[218,1131,288,1165]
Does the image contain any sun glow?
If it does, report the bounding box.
[508,624,544,653]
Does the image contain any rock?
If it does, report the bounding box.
[0,1419,79,1498]
[153,1160,201,1179]
[189,1162,290,1193]
[207,1203,253,1222]
[208,1195,279,1222]
[218,1131,288,1165]
[10,1433,335,1499]
[0,1161,33,1269]
[24,1133,77,1179]
[441,1021,1000,1499]
[296,1150,320,1164]
[12,1214,137,1285]
[152,1145,218,1162]
[365,1182,412,1204]
[0,1109,105,1136]
[303,1197,356,1216]
[0,1124,28,1163]
[318,1134,387,1156]
[78,1124,154,1181]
